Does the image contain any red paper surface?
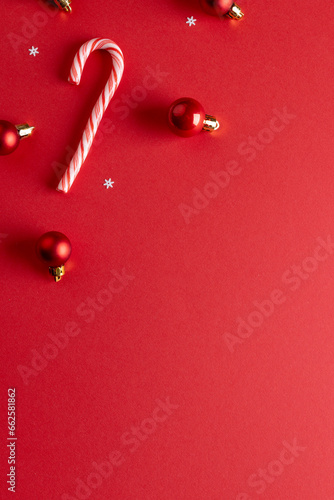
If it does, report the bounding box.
[1,1,334,498]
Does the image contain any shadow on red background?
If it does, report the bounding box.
[3,230,49,280]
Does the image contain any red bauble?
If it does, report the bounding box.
[0,121,20,155]
[168,98,206,137]
[200,0,233,16]
[36,231,72,268]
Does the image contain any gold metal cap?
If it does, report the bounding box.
[227,3,244,19]
[54,0,72,12]
[49,265,65,282]
[202,114,220,132]
[16,123,34,139]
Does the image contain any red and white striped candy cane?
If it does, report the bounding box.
[57,38,124,193]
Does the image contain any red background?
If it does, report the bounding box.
[1,0,334,498]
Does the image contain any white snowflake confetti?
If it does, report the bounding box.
[186,16,196,26]
[103,179,114,189]
[29,46,39,57]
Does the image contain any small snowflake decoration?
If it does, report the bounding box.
[29,47,39,57]
[104,179,114,189]
[186,16,196,26]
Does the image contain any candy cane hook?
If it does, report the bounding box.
[57,38,124,193]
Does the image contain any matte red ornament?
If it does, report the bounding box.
[200,0,244,19]
[168,98,219,138]
[0,120,34,155]
[36,231,72,282]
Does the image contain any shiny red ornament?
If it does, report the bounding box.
[168,98,219,138]
[0,121,20,155]
[200,0,244,19]
[36,231,72,282]
[0,120,34,155]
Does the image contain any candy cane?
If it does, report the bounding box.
[57,38,124,193]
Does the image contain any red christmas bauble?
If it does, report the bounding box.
[36,231,72,268]
[200,0,233,16]
[168,98,205,137]
[0,120,20,155]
